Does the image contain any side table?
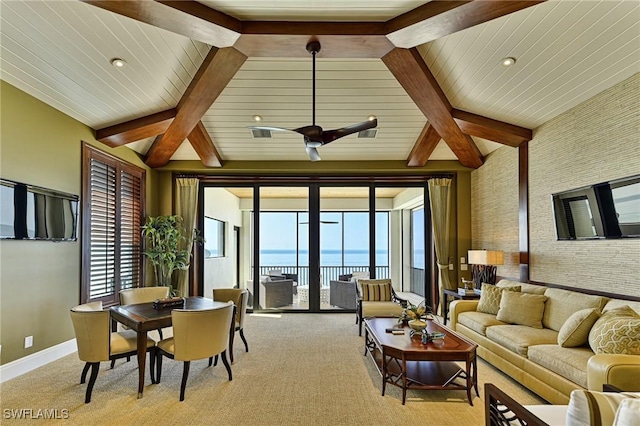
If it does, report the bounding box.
[442,289,481,325]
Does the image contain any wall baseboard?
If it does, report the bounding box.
[0,339,77,383]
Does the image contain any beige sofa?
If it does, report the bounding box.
[450,280,640,405]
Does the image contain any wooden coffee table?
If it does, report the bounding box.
[363,317,478,405]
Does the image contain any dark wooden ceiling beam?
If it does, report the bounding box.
[145,47,247,168]
[81,0,241,47]
[188,121,222,167]
[385,1,545,48]
[382,47,483,169]
[95,109,176,147]
[407,123,442,167]
[452,109,532,147]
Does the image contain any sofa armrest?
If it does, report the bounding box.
[588,354,640,392]
[449,300,479,331]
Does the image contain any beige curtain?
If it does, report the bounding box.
[175,178,199,297]
[428,178,453,314]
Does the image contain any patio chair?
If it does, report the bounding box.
[356,278,407,336]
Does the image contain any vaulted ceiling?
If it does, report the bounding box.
[1,1,638,169]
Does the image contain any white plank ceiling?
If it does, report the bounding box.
[1,0,639,164]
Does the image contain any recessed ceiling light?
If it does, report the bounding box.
[110,58,126,68]
[253,115,263,122]
[368,115,377,121]
[501,57,516,67]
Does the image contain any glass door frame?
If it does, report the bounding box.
[195,175,449,313]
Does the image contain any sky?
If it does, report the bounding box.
[259,211,388,252]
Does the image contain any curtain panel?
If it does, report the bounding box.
[428,178,453,314]
[175,178,199,297]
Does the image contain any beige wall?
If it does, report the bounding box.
[0,81,156,365]
[472,73,640,295]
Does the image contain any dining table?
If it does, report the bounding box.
[110,296,233,398]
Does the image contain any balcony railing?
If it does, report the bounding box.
[256,265,389,287]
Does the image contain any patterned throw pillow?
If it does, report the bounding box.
[496,291,548,328]
[358,279,393,301]
[588,305,640,355]
[566,389,640,426]
[476,284,521,315]
[558,308,601,347]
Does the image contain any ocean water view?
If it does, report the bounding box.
[260,249,388,267]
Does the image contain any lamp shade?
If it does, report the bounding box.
[468,250,504,266]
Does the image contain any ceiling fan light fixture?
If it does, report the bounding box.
[368,115,377,121]
[501,57,516,67]
[110,58,126,68]
[305,140,322,148]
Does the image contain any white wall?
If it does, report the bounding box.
[203,188,243,296]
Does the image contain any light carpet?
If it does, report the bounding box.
[0,313,544,425]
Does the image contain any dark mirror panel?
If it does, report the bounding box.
[0,178,79,241]
[552,174,640,240]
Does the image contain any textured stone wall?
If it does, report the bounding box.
[471,147,520,280]
[472,73,640,296]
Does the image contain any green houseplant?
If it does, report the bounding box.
[141,215,202,296]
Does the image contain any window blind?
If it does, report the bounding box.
[82,144,145,305]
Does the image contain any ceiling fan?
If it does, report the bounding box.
[250,40,378,162]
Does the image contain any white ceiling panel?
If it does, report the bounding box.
[1,1,638,166]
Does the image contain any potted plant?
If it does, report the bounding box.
[141,215,202,296]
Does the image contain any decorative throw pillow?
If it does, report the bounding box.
[614,398,640,426]
[588,305,640,355]
[476,284,521,315]
[566,389,640,426]
[558,308,601,347]
[358,279,392,301]
[496,291,548,328]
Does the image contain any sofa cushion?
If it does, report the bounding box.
[477,284,521,315]
[558,308,601,348]
[358,279,392,301]
[457,311,509,336]
[497,292,548,328]
[497,279,547,295]
[566,390,640,426]
[588,306,640,355]
[527,344,593,388]
[485,325,558,356]
[542,288,608,332]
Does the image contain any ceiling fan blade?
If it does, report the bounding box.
[321,118,378,144]
[247,125,297,133]
[305,146,321,162]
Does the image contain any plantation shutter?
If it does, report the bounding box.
[82,144,145,305]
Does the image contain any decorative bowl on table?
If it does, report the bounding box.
[408,319,427,332]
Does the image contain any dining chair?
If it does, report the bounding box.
[119,286,170,338]
[212,288,249,363]
[70,301,157,403]
[155,302,235,401]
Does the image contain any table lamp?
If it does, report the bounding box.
[467,250,504,289]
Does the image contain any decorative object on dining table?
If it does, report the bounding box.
[141,215,204,296]
[152,297,186,310]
